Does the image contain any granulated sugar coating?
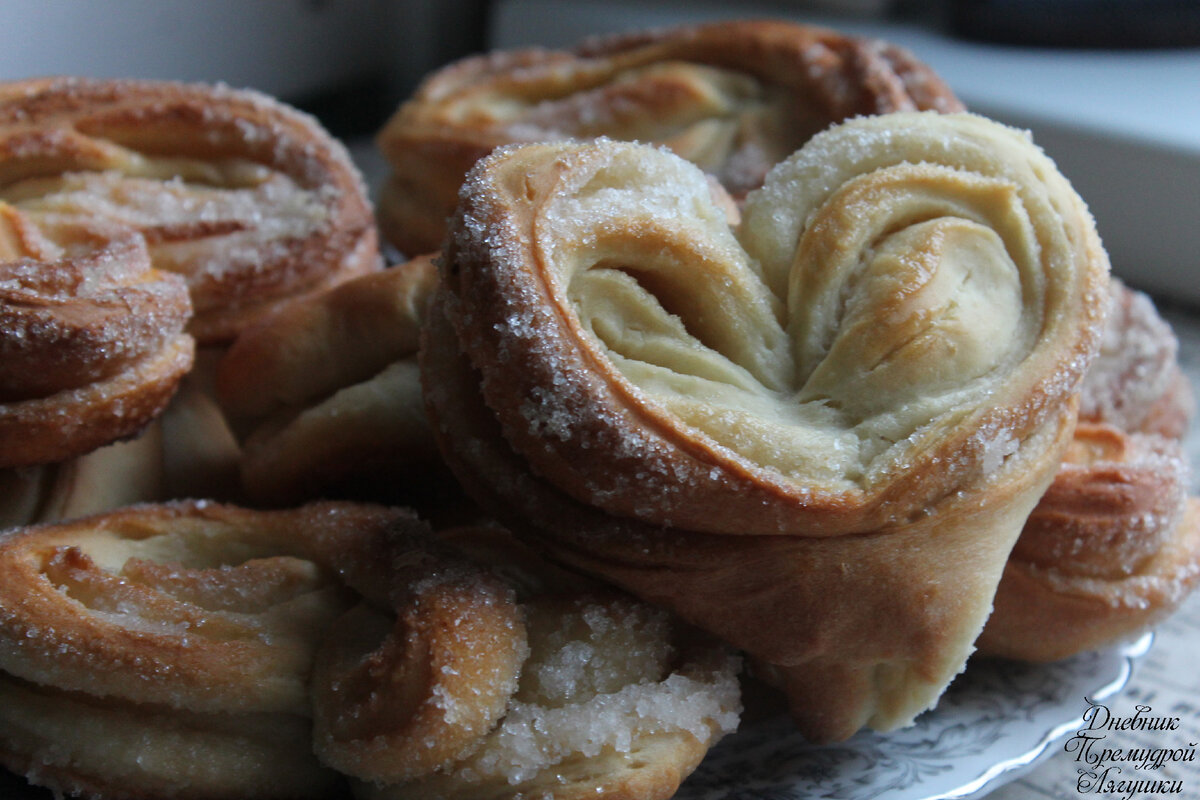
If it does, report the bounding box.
[426,111,1114,743]
[0,77,380,345]
[0,218,194,469]
[443,597,739,788]
[442,115,1107,535]
[339,529,742,800]
[0,500,422,799]
[1078,278,1195,439]
[375,18,964,254]
[10,168,330,282]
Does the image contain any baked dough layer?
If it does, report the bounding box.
[216,255,442,506]
[0,500,422,799]
[377,19,963,254]
[0,77,380,344]
[423,112,1110,741]
[0,215,193,469]
[316,526,741,800]
[981,281,1200,661]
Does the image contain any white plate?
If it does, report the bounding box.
[679,633,1153,800]
[0,634,1151,799]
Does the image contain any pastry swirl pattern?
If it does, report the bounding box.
[980,280,1200,661]
[980,424,1200,662]
[0,210,193,469]
[376,19,963,254]
[422,112,1111,741]
[314,526,741,800]
[0,500,422,799]
[0,77,380,344]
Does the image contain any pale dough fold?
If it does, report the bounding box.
[422,112,1111,741]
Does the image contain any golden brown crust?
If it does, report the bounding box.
[435,119,1107,537]
[978,425,1200,662]
[979,281,1200,662]
[312,541,527,784]
[0,499,427,799]
[377,19,964,254]
[312,525,741,800]
[1016,425,1187,577]
[421,114,1110,741]
[0,76,381,344]
[422,300,1075,742]
[981,504,1200,663]
[0,500,419,712]
[0,213,194,468]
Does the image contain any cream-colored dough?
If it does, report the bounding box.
[424,111,1111,741]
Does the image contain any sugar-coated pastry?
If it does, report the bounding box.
[0,209,194,469]
[0,76,381,344]
[215,254,443,506]
[1,349,244,531]
[1078,278,1194,439]
[979,424,1200,661]
[979,279,1200,661]
[0,500,424,799]
[0,673,335,800]
[421,113,1110,741]
[311,526,741,800]
[376,19,964,254]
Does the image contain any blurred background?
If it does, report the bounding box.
[0,0,1197,303]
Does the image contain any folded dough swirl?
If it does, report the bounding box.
[423,112,1110,741]
[0,77,380,344]
[313,526,741,800]
[0,500,421,799]
[377,19,963,254]
[979,423,1200,662]
[215,255,443,507]
[980,280,1200,661]
[0,210,193,469]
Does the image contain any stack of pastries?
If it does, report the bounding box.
[0,75,381,529]
[1,18,1198,800]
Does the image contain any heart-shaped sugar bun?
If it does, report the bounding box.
[423,111,1111,741]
